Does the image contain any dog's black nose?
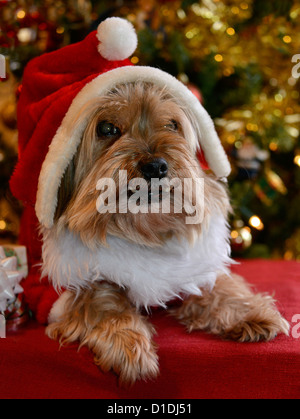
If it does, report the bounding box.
[141,158,169,180]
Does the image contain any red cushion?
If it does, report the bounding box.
[0,260,299,399]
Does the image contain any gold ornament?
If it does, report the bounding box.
[285,229,300,261]
[1,100,17,131]
[231,220,253,253]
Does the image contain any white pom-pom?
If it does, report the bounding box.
[97,17,138,61]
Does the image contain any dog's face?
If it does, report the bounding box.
[55,82,229,248]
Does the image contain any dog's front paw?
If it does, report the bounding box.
[172,275,290,343]
[224,304,290,343]
[89,316,159,386]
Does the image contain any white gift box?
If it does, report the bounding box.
[0,245,27,313]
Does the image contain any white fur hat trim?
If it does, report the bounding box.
[97,17,138,61]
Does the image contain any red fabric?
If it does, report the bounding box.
[1,260,299,399]
[17,205,60,324]
[197,149,209,171]
[9,31,132,207]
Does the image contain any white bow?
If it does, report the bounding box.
[0,247,25,312]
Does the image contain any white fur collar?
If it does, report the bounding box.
[41,213,233,309]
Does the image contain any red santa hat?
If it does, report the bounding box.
[10,17,230,230]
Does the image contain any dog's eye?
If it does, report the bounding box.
[164,120,178,131]
[97,121,122,139]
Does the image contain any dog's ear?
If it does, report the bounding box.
[54,157,76,221]
[181,105,231,180]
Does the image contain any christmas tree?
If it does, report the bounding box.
[0,0,299,259]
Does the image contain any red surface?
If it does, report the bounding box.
[0,260,300,399]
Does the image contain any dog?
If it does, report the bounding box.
[41,81,290,386]
[10,17,290,387]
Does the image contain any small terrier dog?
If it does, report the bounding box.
[43,81,289,385]
[10,17,288,386]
